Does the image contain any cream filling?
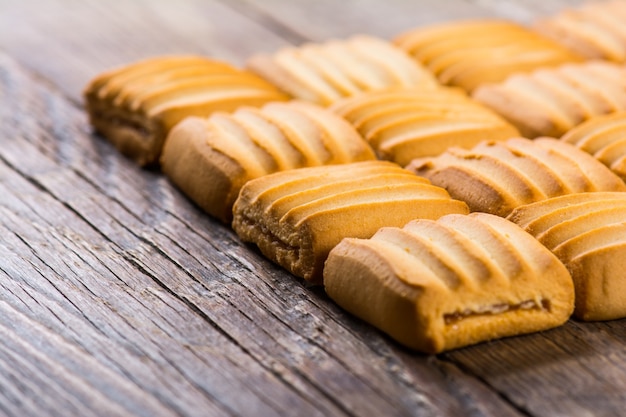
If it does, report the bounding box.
[443,298,551,325]
[237,214,312,277]
[94,110,152,139]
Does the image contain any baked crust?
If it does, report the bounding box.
[508,192,626,321]
[472,61,626,138]
[331,87,519,166]
[84,55,289,166]
[246,35,439,105]
[407,137,626,217]
[561,111,626,180]
[323,212,574,353]
[533,1,626,62]
[161,101,376,223]
[394,19,582,92]
[231,161,469,283]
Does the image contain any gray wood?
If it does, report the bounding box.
[0,0,292,101]
[0,51,522,416]
[0,0,624,416]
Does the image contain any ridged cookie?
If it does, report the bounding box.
[394,19,582,92]
[534,0,626,62]
[407,137,626,217]
[561,111,626,180]
[472,60,626,138]
[324,212,574,353]
[84,55,289,166]
[232,161,469,283]
[246,35,439,105]
[508,192,626,321]
[161,100,375,223]
[331,87,519,166]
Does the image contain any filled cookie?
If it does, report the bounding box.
[161,100,376,223]
[407,137,626,217]
[508,192,626,321]
[324,212,574,353]
[394,19,582,92]
[84,55,289,166]
[232,161,469,283]
[472,60,626,138]
[331,87,519,166]
[246,35,439,105]
[561,111,626,180]
[534,0,626,62]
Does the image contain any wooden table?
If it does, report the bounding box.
[2,0,625,416]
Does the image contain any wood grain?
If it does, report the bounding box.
[0,1,624,416]
[0,0,292,101]
[0,51,524,416]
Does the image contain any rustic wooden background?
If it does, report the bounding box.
[4,0,626,416]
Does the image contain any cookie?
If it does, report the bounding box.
[534,0,626,62]
[508,192,626,321]
[161,100,375,223]
[231,161,469,283]
[472,60,626,138]
[84,55,289,166]
[331,87,519,166]
[395,19,582,92]
[247,35,438,105]
[561,111,626,180]
[324,212,574,353]
[407,137,626,217]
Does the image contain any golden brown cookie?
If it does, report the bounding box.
[331,87,519,166]
[247,35,439,105]
[534,0,626,62]
[407,137,626,217]
[395,19,582,92]
[508,192,626,321]
[231,161,469,283]
[161,100,375,223]
[84,55,289,166]
[561,111,626,180]
[472,60,626,138]
[324,212,574,353]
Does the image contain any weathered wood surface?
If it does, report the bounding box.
[1,0,625,416]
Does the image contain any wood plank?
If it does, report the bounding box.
[446,321,626,417]
[1,1,626,416]
[0,0,292,101]
[0,0,585,102]
[0,52,524,416]
[227,0,497,42]
[0,151,315,417]
[225,0,586,42]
